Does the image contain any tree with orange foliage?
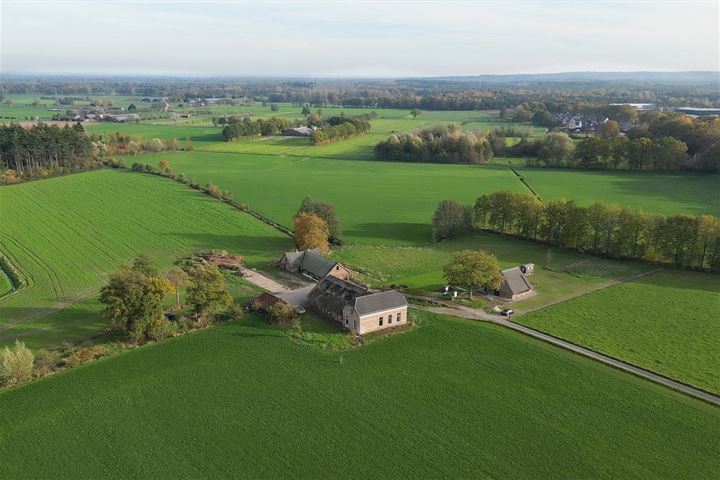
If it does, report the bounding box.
[294,212,330,254]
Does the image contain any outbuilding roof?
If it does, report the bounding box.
[354,290,408,316]
[501,267,534,295]
[300,249,336,279]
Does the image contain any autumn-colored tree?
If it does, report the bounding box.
[165,266,189,307]
[443,250,502,300]
[159,159,170,171]
[294,212,330,254]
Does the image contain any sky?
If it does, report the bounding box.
[1,0,718,77]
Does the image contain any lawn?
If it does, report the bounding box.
[332,233,653,309]
[518,167,720,216]
[517,270,720,393]
[0,311,717,479]
[0,170,293,347]
[125,151,527,245]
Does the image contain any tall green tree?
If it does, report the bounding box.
[443,250,502,300]
[186,264,232,318]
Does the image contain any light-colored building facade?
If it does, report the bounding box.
[308,276,408,335]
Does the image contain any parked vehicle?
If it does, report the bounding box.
[501,309,514,316]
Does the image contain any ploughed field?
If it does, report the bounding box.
[0,312,717,479]
[0,170,292,347]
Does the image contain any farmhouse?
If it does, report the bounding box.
[307,275,408,335]
[279,249,350,281]
[281,126,315,137]
[498,267,534,300]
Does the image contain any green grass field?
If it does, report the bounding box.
[0,170,292,347]
[517,270,720,393]
[518,168,720,216]
[0,311,717,479]
[332,233,653,308]
[127,152,527,245]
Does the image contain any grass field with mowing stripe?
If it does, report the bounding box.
[333,233,653,308]
[517,270,720,393]
[0,170,292,347]
[0,311,717,479]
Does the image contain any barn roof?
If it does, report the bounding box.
[300,249,337,279]
[354,290,408,316]
[501,267,534,295]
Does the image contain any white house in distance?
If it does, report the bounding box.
[308,275,408,335]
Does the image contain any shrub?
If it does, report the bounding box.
[131,162,144,171]
[206,183,221,198]
[0,341,34,386]
[217,302,245,322]
[268,302,298,324]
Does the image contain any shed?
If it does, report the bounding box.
[282,126,314,137]
[520,263,535,274]
[498,267,534,300]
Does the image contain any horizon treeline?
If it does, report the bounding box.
[433,191,720,272]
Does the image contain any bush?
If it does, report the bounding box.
[217,302,245,322]
[268,302,298,324]
[0,341,34,386]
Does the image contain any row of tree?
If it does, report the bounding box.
[433,192,720,272]
[0,123,93,180]
[222,117,292,141]
[374,124,494,164]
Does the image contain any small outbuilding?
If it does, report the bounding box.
[498,267,535,300]
[281,126,315,137]
[520,263,535,274]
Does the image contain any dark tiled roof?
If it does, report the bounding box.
[354,290,408,316]
[501,267,534,295]
[315,275,368,304]
[300,249,336,279]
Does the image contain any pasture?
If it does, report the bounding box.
[127,152,527,245]
[1,311,717,479]
[518,168,720,217]
[332,233,653,308]
[0,170,292,348]
[517,270,720,393]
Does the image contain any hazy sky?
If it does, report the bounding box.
[1,0,718,76]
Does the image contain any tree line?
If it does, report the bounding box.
[222,117,292,141]
[374,124,493,164]
[433,191,720,272]
[0,123,93,181]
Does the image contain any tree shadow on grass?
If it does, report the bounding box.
[343,222,431,245]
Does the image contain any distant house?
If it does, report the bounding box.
[307,275,408,335]
[278,249,350,281]
[281,126,314,137]
[498,267,534,300]
[104,113,140,123]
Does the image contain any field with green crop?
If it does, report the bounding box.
[1,311,717,479]
[517,270,720,393]
[332,233,653,307]
[128,152,527,245]
[0,170,292,347]
[0,269,14,297]
[518,168,720,216]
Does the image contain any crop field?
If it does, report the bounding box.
[517,270,720,393]
[518,168,720,217]
[332,233,653,307]
[0,269,13,297]
[0,170,293,347]
[125,152,527,245]
[0,311,717,479]
[85,123,225,148]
